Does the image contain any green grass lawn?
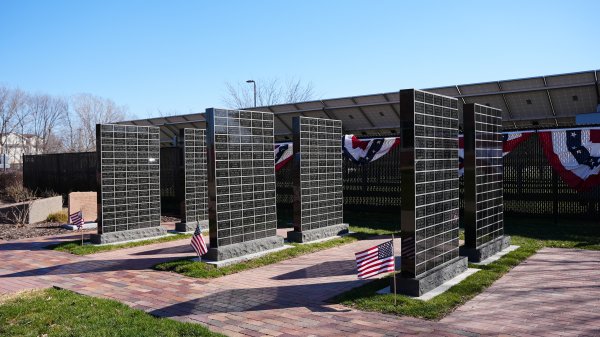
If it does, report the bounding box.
[332,216,600,320]
[0,288,222,337]
[46,233,192,255]
[154,224,394,278]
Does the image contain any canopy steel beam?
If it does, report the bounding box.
[265,106,293,133]
[496,81,517,128]
[382,93,401,120]
[350,97,376,127]
[455,85,466,104]
[542,76,558,126]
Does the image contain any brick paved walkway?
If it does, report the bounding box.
[1,230,599,337]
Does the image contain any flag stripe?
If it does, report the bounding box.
[191,224,208,256]
[355,240,395,279]
[357,256,394,273]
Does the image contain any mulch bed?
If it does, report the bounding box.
[0,222,72,241]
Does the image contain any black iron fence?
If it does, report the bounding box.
[22,133,600,219]
[23,152,97,194]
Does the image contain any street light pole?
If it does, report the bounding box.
[246,80,256,107]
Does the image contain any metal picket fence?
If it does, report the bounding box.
[22,134,600,219]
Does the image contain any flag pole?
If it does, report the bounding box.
[80,208,84,246]
[197,216,201,263]
[392,233,397,306]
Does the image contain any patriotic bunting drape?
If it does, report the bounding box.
[273,128,600,189]
[342,135,401,164]
[503,132,533,156]
[538,127,600,190]
[274,142,293,171]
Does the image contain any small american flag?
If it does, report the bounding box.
[355,240,395,279]
[190,224,208,257]
[69,211,84,230]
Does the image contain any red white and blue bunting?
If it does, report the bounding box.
[274,142,293,171]
[342,135,401,164]
[274,128,600,190]
[539,127,600,190]
[503,132,533,156]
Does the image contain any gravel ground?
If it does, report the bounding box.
[0,222,73,241]
[0,216,182,241]
[160,216,180,223]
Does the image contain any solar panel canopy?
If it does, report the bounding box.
[288,116,347,242]
[205,108,282,260]
[119,70,600,141]
[93,124,164,244]
[396,89,467,296]
[461,103,509,261]
[176,128,208,232]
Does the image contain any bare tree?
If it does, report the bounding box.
[0,86,27,155]
[222,77,316,109]
[25,93,68,154]
[68,93,129,151]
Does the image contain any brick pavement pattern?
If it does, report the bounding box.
[1,230,599,337]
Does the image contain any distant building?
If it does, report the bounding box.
[0,133,42,166]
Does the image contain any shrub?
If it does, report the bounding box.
[5,185,35,203]
[0,171,23,191]
[47,210,68,223]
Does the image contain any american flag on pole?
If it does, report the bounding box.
[355,240,395,279]
[190,224,208,257]
[69,211,84,230]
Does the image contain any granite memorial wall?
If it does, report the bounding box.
[288,116,347,243]
[205,108,283,261]
[175,128,208,232]
[395,89,467,296]
[460,103,509,262]
[92,124,165,244]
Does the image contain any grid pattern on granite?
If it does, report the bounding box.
[293,116,343,232]
[400,89,460,278]
[96,124,161,234]
[206,108,277,248]
[181,128,208,224]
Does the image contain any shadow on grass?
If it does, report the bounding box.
[277,205,400,235]
[504,216,600,250]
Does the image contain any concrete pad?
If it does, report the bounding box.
[472,245,520,266]
[91,233,177,246]
[194,244,294,267]
[167,227,208,235]
[377,268,480,301]
[62,222,98,231]
[293,231,355,245]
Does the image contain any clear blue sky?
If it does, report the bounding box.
[1,0,598,119]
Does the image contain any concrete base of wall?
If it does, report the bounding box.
[460,235,511,263]
[286,223,349,243]
[204,235,284,262]
[392,256,468,297]
[90,226,167,244]
[175,220,208,233]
